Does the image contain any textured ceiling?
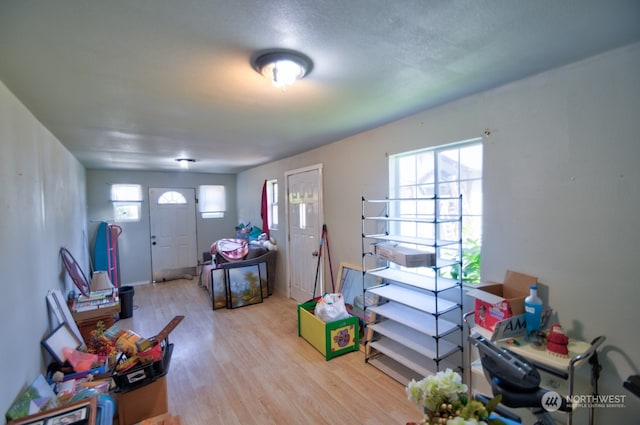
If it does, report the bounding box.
[1,0,639,173]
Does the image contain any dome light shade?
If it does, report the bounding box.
[176,158,195,169]
[252,50,313,89]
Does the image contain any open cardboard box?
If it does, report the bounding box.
[467,270,537,331]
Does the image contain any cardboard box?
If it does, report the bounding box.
[466,270,537,331]
[297,300,359,360]
[373,242,436,267]
[116,375,168,425]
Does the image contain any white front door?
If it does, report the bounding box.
[286,164,323,302]
[149,187,197,282]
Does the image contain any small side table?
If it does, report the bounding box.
[71,301,120,342]
[464,311,605,425]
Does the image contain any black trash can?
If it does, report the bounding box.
[119,285,135,319]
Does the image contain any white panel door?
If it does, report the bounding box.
[286,165,323,302]
[149,187,197,282]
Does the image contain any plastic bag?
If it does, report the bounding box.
[314,293,350,322]
[62,347,98,372]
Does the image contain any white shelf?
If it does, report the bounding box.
[367,284,458,315]
[367,267,459,292]
[363,233,461,248]
[364,215,460,224]
[369,337,435,378]
[366,356,423,385]
[368,302,459,337]
[369,320,460,361]
[362,195,463,384]
[365,196,461,202]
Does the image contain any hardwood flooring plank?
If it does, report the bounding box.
[116,279,421,424]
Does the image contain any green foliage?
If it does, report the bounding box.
[449,237,481,284]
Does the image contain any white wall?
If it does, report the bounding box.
[238,42,640,421]
[86,170,237,285]
[1,40,638,422]
[0,81,87,416]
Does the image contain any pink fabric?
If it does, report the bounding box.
[212,238,249,262]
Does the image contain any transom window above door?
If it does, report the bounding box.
[157,191,188,204]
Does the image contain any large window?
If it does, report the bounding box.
[389,139,482,283]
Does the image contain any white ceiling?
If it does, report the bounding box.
[1,1,639,174]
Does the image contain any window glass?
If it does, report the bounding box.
[390,139,483,283]
[267,180,278,229]
[158,191,187,204]
[111,184,142,222]
[111,184,143,202]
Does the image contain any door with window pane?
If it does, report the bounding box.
[286,165,323,302]
[149,187,197,282]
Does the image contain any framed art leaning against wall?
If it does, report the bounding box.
[336,262,380,322]
[8,397,96,425]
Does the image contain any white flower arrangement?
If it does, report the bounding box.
[405,369,504,425]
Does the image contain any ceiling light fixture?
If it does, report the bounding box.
[176,158,195,169]
[251,49,313,90]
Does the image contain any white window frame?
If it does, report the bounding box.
[389,138,483,283]
[111,184,143,222]
[267,179,278,231]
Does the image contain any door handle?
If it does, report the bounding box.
[312,251,318,257]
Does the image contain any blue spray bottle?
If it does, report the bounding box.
[525,285,543,336]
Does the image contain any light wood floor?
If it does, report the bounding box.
[117,279,421,424]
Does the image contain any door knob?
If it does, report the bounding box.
[312,251,318,257]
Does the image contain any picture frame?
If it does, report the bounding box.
[258,261,269,299]
[5,375,60,422]
[226,264,263,309]
[8,397,96,425]
[46,290,85,350]
[336,262,380,322]
[210,268,227,310]
[336,262,381,350]
[41,323,82,364]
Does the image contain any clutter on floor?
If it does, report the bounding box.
[6,282,184,425]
